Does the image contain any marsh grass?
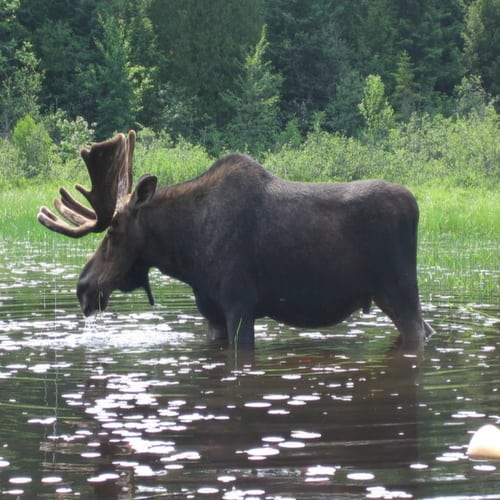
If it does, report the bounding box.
[1,178,497,299]
[0,184,56,240]
[0,184,101,257]
[6,181,497,240]
[415,185,500,240]
[413,186,499,297]
[418,236,498,297]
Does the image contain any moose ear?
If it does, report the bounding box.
[131,174,157,208]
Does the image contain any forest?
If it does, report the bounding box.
[0,0,498,189]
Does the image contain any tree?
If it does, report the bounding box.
[35,19,88,114]
[392,51,417,121]
[358,75,395,142]
[454,74,494,118]
[148,0,264,129]
[325,69,364,136]
[17,0,103,120]
[0,1,42,134]
[12,114,53,178]
[94,14,138,137]
[344,0,398,76]
[114,0,165,130]
[223,26,283,157]
[393,0,465,103]
[0,41,42,135]
[265,0,357,132]
[464,0,500,102]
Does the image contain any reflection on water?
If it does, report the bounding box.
[0,239,499,498]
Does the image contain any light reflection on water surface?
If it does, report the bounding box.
[0,239,498,499]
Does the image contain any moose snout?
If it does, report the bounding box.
[77,275,108,316]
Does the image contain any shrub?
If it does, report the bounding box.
[0,137,23,188]
[383,110,499,187]
[12,114,54,178]
[265,130,383,182]
[134,128,212,186]
[47,111,95,182]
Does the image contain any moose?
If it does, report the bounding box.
[38,130,433,351]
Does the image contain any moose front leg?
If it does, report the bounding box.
[210,273,257,347]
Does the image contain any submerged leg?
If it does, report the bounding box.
[374,285,427,352]
[207,320,228,342]
[225,310,256,347]
[220,273,258,348]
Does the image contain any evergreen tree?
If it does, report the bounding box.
[392,51,417,121]
[265,0,356,132]
[0,0,42,134]
[17,0,103,120]
[325,69,364,136]
[148,0,264,129]
[464,0,500,101]
[454,75,493,117]
[345,0,398,76]
[223,26,283,157]
[94,14,138,137]
[117,0,164,130]
[393,0,465,104]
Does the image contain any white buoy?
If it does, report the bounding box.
[467,424,500,460]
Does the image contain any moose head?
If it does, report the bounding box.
[38,130,156,315]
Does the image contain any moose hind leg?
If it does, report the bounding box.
[374,285,426,352]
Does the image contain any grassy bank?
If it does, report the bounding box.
[1,180,497,301]
[413,186,499,298]
[414,185,499,240]
[1,179,498,243]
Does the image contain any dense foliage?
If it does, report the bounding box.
[0,0,499,189]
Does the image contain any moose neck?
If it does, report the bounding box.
[138,184,203,286]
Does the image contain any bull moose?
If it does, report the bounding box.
[38,130,433,351]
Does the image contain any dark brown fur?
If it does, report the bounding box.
[77,154,433,351]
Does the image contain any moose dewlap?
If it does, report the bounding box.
[38,130,433,351]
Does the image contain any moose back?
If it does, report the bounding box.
[38,130,433,351]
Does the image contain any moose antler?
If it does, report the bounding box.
[38,130,136,238]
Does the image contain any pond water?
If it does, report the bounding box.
[0,238,498,499]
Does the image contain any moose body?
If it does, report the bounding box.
[39,131,433,351]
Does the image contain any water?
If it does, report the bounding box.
[0,238,498,499]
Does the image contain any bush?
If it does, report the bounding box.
[134,128,212,186]
[46,110,95,182]
[12,114,54,178]
[0,137,23,188]
[383,110,499,187]
[265,131,379,182]
[265,105,499,190]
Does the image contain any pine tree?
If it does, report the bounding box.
[94,14,138,137]
[393,51,417,121]
[464,0,500,101]
[0,1,42,134]
[148,0,263,129]
[223,26,283,158]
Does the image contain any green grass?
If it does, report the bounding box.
[0,183,56,241]
[411,186,499,298]
[3,180,497,240]
[0,183,101,247]
[1,180,498,300]
[414,185,500,240]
